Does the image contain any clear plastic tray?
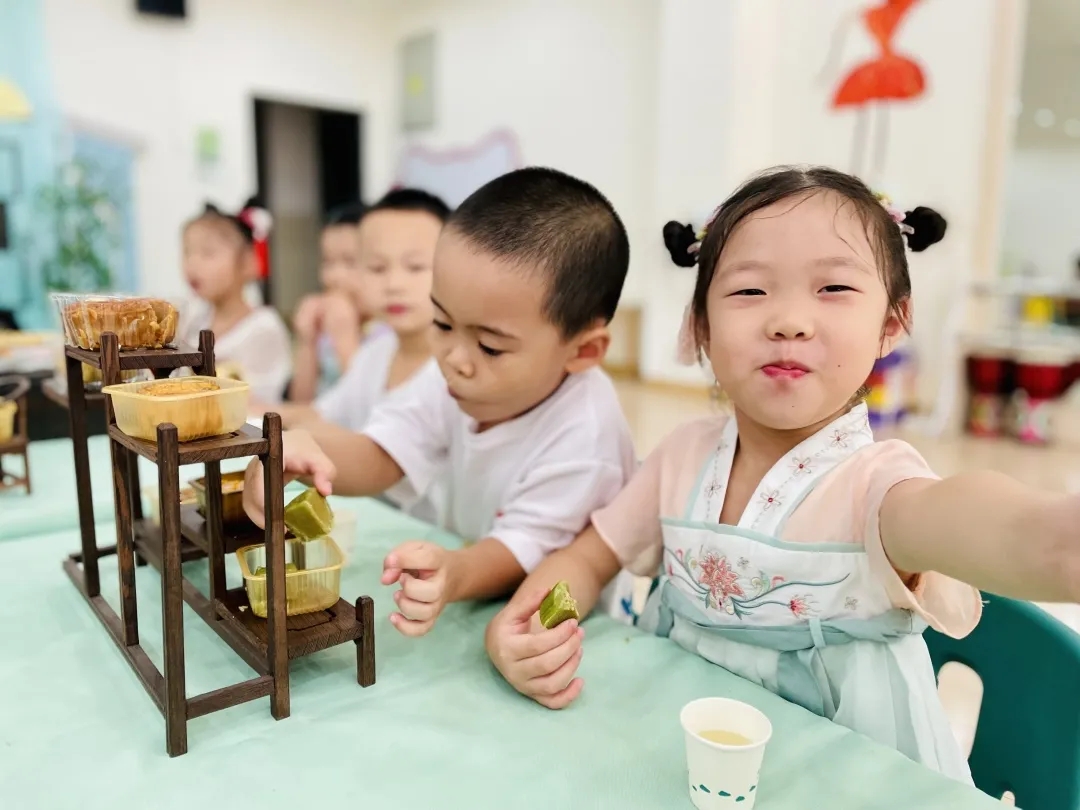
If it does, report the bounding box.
[236,536,344,618]
[51,292,179,350]
[190,470,249,524]
[102,376,250,442]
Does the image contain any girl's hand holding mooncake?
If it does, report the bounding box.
[484,582,585,710]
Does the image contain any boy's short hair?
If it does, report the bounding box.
[447,167,629,337]
[368,188,452,223]
[324,201,368,227]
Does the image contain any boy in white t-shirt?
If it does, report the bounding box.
[243,167,637,637]
[178,203,291,403]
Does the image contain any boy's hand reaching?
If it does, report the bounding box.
[381,542,455,637]
[485,583,585,710]
[242,430,336,528]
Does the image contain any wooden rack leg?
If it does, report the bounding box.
[356,596,376,687]
[129,451,148,567]
[65,353,100,596]
[263,413,290,720]
[112,442,139,646]
[102,337,139,645]
[204,461,226,604]
[157,424,188,757]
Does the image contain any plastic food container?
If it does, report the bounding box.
[190,470,248,524]
[103,376,250,442]
[236,536,344,618]
[0,400,15,443]
[52,293,179,350]
[329,507,358,561]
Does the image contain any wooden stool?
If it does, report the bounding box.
[0,375,30,494]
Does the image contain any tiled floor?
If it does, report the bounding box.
[612,379,1080,758]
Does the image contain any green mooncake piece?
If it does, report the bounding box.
[254,562,298,577]
[539,581,580,629]
[283,487,334,541]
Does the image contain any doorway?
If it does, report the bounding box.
[252,98,363,319]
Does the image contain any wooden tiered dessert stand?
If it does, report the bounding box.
[60,329,375,757]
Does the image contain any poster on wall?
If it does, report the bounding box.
[821,0,928,183]
[393,129,522,208]
[401,32,436,132]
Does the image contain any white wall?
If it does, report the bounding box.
[387,0,661,307]
[40,0,396,302]
[1002,148,1080,279]
[749,0,1005,408]
[641,0,1017,401]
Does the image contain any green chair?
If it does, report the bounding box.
[924,595,1080,809]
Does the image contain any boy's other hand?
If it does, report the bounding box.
[484,582,584,710]
[242,429,336,528]
[381,541,457,637]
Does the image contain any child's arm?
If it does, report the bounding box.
[288,342,321,403]
[880,471,1080,603]
[288,294,325,403]
[321,291,362,372]
[242,429,405,527]
[485,526,621,709]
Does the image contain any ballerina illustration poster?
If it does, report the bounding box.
[824,0,929,182]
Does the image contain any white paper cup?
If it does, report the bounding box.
[680,697,772,809]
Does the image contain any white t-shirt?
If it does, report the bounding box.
[363,361,637,572]
[315,329,399,432]
[178,301,292,404]
[314,331,443,524]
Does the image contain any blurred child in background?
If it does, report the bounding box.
[267,188,451,521]
[288,202,375,402]
[177,203,292,403]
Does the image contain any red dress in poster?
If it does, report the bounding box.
[824,0,928,180]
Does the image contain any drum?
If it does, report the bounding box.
[1012,345,1072,445]
[965,342,1015,438]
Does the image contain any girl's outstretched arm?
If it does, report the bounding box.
[880,471,1079,603]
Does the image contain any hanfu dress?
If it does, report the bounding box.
[591,404,982,783]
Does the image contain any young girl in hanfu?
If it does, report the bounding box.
[485,165,1080,784]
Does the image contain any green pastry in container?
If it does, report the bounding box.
[284,487,335,541]
[254,563,299,577]
[539,581,580,629]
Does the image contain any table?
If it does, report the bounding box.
[0,437,250,542]
[0,498,1000,809]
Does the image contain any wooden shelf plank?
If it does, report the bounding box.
[178,504,261,555]
[42,377,106,409]
[66,343,203,371]
[107,423,268,466]
[219,589,364,661]
[134,520,363,662]
[187,676,274,720]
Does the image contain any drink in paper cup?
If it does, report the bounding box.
[680,697,772,809]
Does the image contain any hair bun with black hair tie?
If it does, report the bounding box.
[903,206,947,252]
[663,221,699,267]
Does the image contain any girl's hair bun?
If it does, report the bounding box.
[903,206,947,252]
[663,221,699,267]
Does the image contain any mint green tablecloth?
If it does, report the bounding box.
[0,497,998,809]
[0,437,251,541]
